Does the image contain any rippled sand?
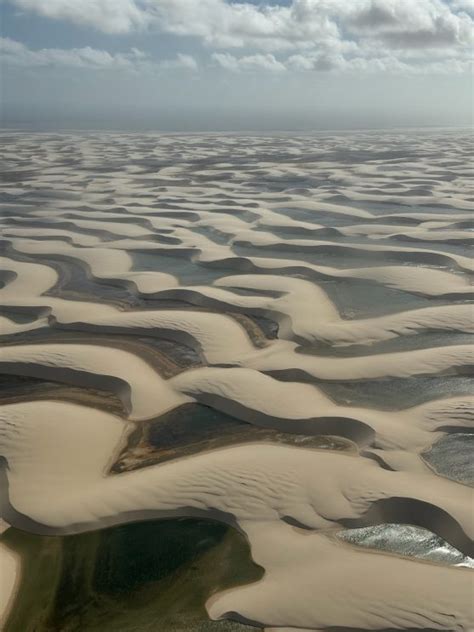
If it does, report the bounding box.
[0,129,472,631]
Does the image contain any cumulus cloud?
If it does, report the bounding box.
[159,53,198,70]
[212,52,286,72]
[347,0,473,49]
[284,48,470,74]
[8,0,473,46]
[0,37,138,68]
[0,37,198,71]
[448,0,474,14]
[5,0,473,75]
[10,0,148,34]
[149,0,340,50]
[287,52,344,71]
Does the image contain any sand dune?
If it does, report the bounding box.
[1,402,472,549]
[209,521,473,631]
[0,129,472,631]
[2,341,471,441]
[0,343,188,419]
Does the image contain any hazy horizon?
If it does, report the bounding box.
[1,0,473,131]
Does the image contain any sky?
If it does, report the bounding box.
[1,0,473,131]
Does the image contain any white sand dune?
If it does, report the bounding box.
[57,309,261,361]
[337,220,474,245]
[231,229,474,273]
[0,343,188,419]
[269,199,374,219]
[8,238,178,294]
[0,315,48,336]
[247,343,474,381]
[3,336,471,393]
[0,129,473,631]
[0,295,119,325]
[172,367,473,451]
[1,343,472,452]
[1,402,472,545]
[208,521,474,631]
[209,274,473,344]
[1,225,104,246]
[0,256,58,299]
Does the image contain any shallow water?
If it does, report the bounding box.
[113,403,352,473]
[338,523,474,567]
[422,434,474,486]
[131,252,224,285]
[1,519,260,632]
[320,376,473,410]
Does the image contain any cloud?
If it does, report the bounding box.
[285,48,471,74]
[285,53,315,71]
[451,0,474,13]
[8,0,473,49]
[347,0,473,49]
[160,53,198,70]
[5,0,473,75]
[212,52,286,72]
[10,0,148,34]
[149,0,340,50]
[0,37,138,68]
[0,37,198,71]
[287,52,344,71]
